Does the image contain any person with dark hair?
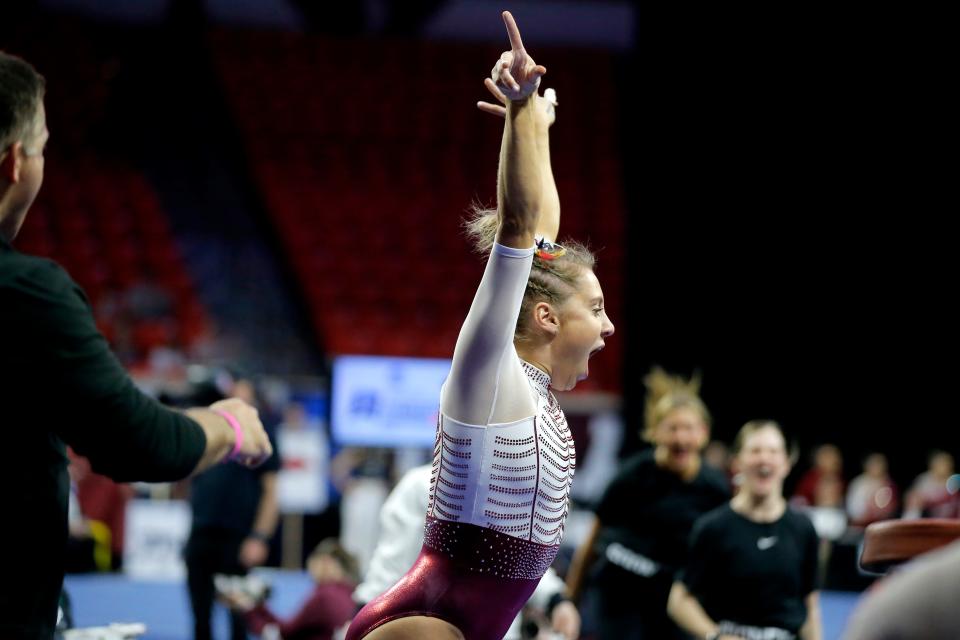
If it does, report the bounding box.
[220,539,360,640]
[668,421,822,640]
[345,11,615,640]
[0,50,273,639]
[566,367,730,640]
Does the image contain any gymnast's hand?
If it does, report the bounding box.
[478,80,557,128]
[490,11,546,101]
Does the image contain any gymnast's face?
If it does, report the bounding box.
[653,407,709,475]
[549,268,614,391]
[737,426,790,498]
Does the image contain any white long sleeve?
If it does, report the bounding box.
[441,242,536,427]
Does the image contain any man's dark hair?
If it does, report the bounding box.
[0,51,46,150]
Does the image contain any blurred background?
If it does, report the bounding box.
[2,0,954,638]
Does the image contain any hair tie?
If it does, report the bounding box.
[535,237,566,261]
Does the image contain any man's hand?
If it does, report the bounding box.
[210,398,272,467]
[490,11,546,101]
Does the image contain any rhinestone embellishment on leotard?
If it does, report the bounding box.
[426,360,577,572]
[423,516,557,580]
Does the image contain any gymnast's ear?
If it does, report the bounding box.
[532,301,560,338]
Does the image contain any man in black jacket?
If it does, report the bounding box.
[0,51,274,639]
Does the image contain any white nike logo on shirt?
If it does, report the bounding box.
[757,536,778,550]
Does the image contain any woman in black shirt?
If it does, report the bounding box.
[567,368,730,640]
[669,420,822,640]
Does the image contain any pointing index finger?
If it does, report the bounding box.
[502,11,526,52]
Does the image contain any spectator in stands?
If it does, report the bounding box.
[668,420,822,640]
[846,452,899,527]
[353,463,581,640]
[566,367,730,640]
[0,50,272,638]
[905,450,958,518]
[792,443,845,509]
[220,538,359,640]
[183,370,281,640]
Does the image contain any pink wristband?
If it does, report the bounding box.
[213,409,243,461]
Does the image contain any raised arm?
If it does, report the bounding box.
[534,87,560,242]
[479,61,559,242]
[492,11,546,249]
[441,12,548,425]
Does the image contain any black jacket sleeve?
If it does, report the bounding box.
[8,258,206,481]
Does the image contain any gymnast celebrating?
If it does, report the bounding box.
[346,11,615,640]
